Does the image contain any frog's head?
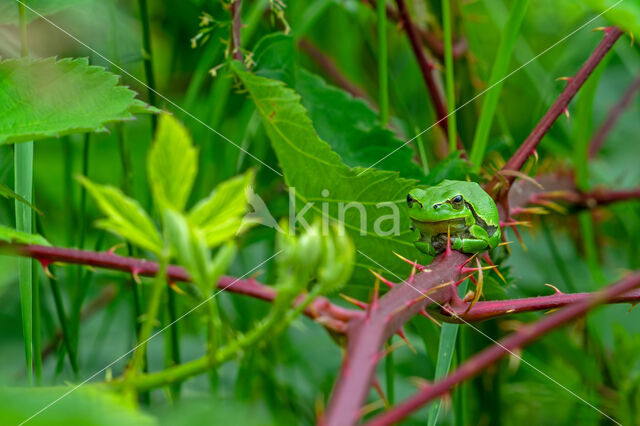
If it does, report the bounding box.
[406,186,473,226]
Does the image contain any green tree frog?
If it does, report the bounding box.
[406,180,501,256]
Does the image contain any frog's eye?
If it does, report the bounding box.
[451,195,464,209]
[406,194,414,208]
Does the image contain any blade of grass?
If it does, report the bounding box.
[442,0,457,153]
[469,0,529,171]
[70,134,90,364]
[46,266,79,375]
[427,281,467,425]
[15,1,34,384]
[138,0,157,129]
[377,0,389,125]
[385,338,395,405]
[573,52,610,286]
[453,326,468,426]
[32,250,41,384]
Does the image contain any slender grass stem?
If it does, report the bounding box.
[47,268,79,374]
[384,338,395,405]
[442,0,457,153]
[469,0,529,170]
[70,134,90,357]
[137,0,157,129]
[32,256,41,384]
[377,0,389,125]
[16,1,34,384]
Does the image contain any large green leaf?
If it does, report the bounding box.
[77,176,163,255]
[0,224,49,245]
[253,33,424,179]
[0,386,155,425]
[189,170,254,248]
[233,62,428,283]
[148,114,198,211]
[0,57,155,144]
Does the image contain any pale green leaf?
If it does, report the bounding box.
[233,63,428,283]
[0,223,49,245]
[148,114,198,211]
[189,170,254,248]
[77,176,163,254]
[0,386,155,425]
[0,57,156,144]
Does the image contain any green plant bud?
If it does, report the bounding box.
[275,219,298,268]
[296,221,322,272]
[317,225,354,294]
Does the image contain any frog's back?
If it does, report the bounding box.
[439,180,499,225]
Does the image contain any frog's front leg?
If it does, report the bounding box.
[455,238,490,253]
[452,225,491,253]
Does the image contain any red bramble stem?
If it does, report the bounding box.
[486,27,623,196]
[366,271,640,425]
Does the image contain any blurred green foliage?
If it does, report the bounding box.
[0,0,639,424]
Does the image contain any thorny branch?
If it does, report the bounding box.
[486,27,624,198]
[298,38,373,104]
[363,0,468,59]
[367,271,640,425]
[589,72,640,157]
[394,0,460,148]
[230,0,243,62]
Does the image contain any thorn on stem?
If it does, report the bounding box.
[395,327,416,353]
[106,243,126,255]
[444,224,452,258]
[419,308,442,326]
[544,283,564,295]
[37,258,55,279]
[131,268,142,284]
[392,251,428,272]
[369,269,395,288]
[169,282,187,295]
[339,293,368,310]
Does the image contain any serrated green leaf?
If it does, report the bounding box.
[0,224,49,246]
[253,33,424,179]
[77,176,163,254]
[0,386,155,425]
[148,114,198,211]
[189,170,254,248]
[233,62,428,283]
[0,57,155,144]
